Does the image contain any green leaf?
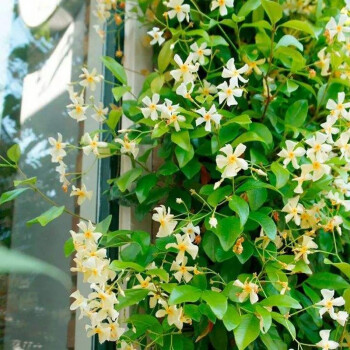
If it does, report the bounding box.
[158,40,173,73]
[64,238,75,257]
[168,285,202,305]
[0,246,71,288]
[280,20,315,37]
[7,144,21,163]
[271,162,289,189]
[207,185,232,207]
[116,289,149,310]
[222,304,241,331]
[249,211,277,239]
[234,314,260,350]
[271,312,296,339]
[214,217,242,251]
[259,295,302,309]
[171,130,191,151]
[146,268,169,282]
[102,56,127,84]
[181,158,201,179]
[175,144,194,168]
[184,304,201,322]
[95,215,112,235]
[261,0,283,24]
[158,161,179,175]
[324,258,350,280]
[112,86,131,102]
[229,195,250,226]
[14,177,37,187]
[127,314,163,345]
[151,74,164,94]
[208,35,229,47]
[27,206,65,227]
[110,260,145,272]
[0,188,30,205]
[238,0,261,17]
[202,290,228,319]
[106,109,122,130]
[275,34,303,52]
[285,100,308,127]
[116,167,143,192]
[136,174,158,203]
[305,272,350,290]
[255,305,272,334]
[232,132,266,147]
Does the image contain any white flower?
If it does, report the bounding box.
[216,143,248,178]
[233,279,259,304]
[79,68,103,91]
[82,133,108,156]
[217,81,243,106]
[152,205,177,237]
[176,82,194,99]
[155,300,183,329]
[195,105,222,132]
[88,285,119,320]
[166,0,190,22]
[92,102,108,122]
[133,274,156,291]
[115,135,139,158]
[326,14,350,42]
[170,256,195,282]
[164,112,186,131]
[323,216,344,236]
[67,93,88,122]
[316,289,345,319]
[170,54,199,83]
[277,140,305,169]
[159,98,179,118]
[282,196,304,226]
[181,222,200,241]
[148,27,165,45]
[326,92,350,119]
[48,133,67,163]
[120,341,137,350]
[293,235,318,264]
[141,94,161,120]
[292,173,312,193]
[165,233,199,263]
[321,118,339,143]
[222,58,248,86]
[94,4,111,22]
[305,132,332,162]
[190,42,211,65]
[70,184,93,205]
[315,330,339,349]
[335,177,350,196]
[300,154,331,182]
[70,290,87,311]
[198,80,217,97]
[334,311,349,326]
[211,0,234,16]
[209,215,218,228]
[317,48,331,76]
[76,220,103,244]
[86,323,111,343]
[334,132,350,161]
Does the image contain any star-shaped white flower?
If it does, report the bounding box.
[92,102,108,122]
[300,154,331,181]
[82,133,108,156]
[316,48,331,76]
[326,14,350,42]
[152,205,177,237]
[222,58,249,86]
[190,42,211,65]
[305,132,332,162]
[216,143,248,178]
[315,330,339,350]
[79,67,103,91]
[141,94,161,120]
[115,135,139,158]
[170,54,199,83]
[326,92,350,119]
[48,133,67,163]
[282,196,304,226]
[195,105,222,132]
[217,81,243,106]
[165,233,199,263]
[70,184,93,205]
[166,0,190,22]
[170,256,195,282]
[278,140,305,169]
[155,299,183,329]
[211,0,234,16]
[233,279,259,304]
[181,222,200,241]
[293,235,318,264]
[316,289,345,319]
[147,27,165,45]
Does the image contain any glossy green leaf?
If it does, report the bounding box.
[285,99,308,127]
[116,289,149,310]
[324,258,350,280]
[64,238,75,257]
[175,144,194,168]
[259,295,302,309]
[280,20,315,37]
[168,285,202,305]
[158,40,173,73]
[305,272,350,290]
[27,206,65,227]
[234,314,260,350]
[222,304,241,331]
[229,195,250,226]
[202,290,228,319]
[249,211,277,239]
[136,174,158,203]
[112,86,131,102]
[7,144,21,163]
[0,188,30,205]
[110,260,145,272]
[214,217,242,251]
[171,130,191,151]
[261,0,283,24]
[116,167,143,192]
[102,56,127,84]
[271,162,289,189]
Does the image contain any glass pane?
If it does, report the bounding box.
[0,1,86,349]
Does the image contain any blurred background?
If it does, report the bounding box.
[0,1,92,349]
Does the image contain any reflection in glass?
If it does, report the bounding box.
[0,1,86,349]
